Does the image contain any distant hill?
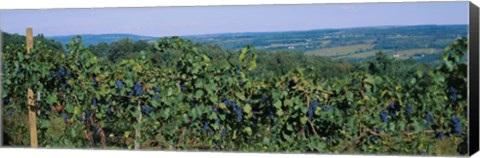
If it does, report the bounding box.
[185,24,468,63]
[47,34,160,46]
[44,24,468,63]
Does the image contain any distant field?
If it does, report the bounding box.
[305,44,374,56]
[328,48,440,61]
[334,49,389,60]
[394,48,439,60]
[263,42,304,49]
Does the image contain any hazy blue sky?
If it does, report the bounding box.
[0,2,469,37]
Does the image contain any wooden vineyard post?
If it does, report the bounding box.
[135,101,142,150]
[26,28,38,148]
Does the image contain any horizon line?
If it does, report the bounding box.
[2,23,468,38]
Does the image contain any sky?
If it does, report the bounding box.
[0,1,470,37]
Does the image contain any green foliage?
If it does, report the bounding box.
[2,36,468,156]
[1,32,64,52]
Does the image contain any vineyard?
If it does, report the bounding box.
[1,34,468,156]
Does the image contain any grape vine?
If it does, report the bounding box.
[1,36,468,156]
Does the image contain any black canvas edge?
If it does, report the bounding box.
[469,1,479,156]
[0,10,3,147]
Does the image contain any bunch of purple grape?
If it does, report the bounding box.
[92,76,98,90]
[405,105,413,116]
[238,78,244,87]
[223,99,243,122]
[49,71,55,80]
[63,114,70,123]
[220,128,227,137]
[153,87,161,100]
[425,113,433,127]
[115,80,123,93]
[56,66,65,80]
[449,86,458,105]
[180,82,186,92]
[437,131,444,140]
[106,108,112,121]
[190,100,197,106]
[154,87,162,93]
[7,108,14,117]
[307,99,319,119]
[141,105,154,115]
[451,116,462,134]
[92,97,98,107]
[268,109,275,121]
[83,111,90,123]
[388,102,397,119]
[51,66,72,91]
[202,121,214,134]
[129,82,144,96]
[134,82,144,95]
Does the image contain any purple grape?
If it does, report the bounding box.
[50,71,55,79]
[92,98,97,106]
[419,151,426,155]
[115,80,123,92]
[238,79,244,86]
[92,77,98,89]
[7,108,14,117]
[59,66,66,76]
[269,109,275,120]
[64,114,70,123]
[128,90,134,97]
[61,82,67,91]
[106,108,112,121]
[220,128,227,137]
[405,105,413,116]
[438,131,444,140]
[84,111,90,122]
[180,82,186,92]
[202,121,214,134]
[389,102,395,110]
[56,71,62,80]
[390,111,397,119]
[376,127,384,132]
[235,66,241,74]
[380,110,388,123]
[154,87,162,93]
[449,86,458,105]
